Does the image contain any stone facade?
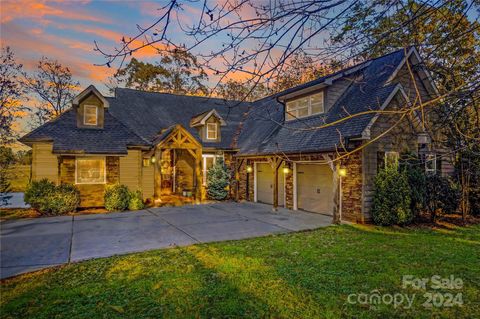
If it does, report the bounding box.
[285,170,294,209]
[339,152,363,223]
[59,156,120,207]
[234,151,365,223]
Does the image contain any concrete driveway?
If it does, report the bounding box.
[0,202,332,279]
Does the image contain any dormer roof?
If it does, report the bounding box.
[190,109,227,127]
[73,85,110,108]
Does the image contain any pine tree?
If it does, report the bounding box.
[206,158,230,200]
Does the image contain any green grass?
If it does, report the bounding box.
[1,224,479,318]
[7,164,30,192]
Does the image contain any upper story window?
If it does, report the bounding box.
[83,105,98,126]
[286,91,324,120]
[206,123,217,140]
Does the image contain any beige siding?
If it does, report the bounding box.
[142,164,154,199]
[120,150,141,191]
[32,143,58,183]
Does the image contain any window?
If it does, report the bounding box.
[385,151,399,168]
[83,105,98,125]
[377,151,399,171]
[286,91,324,120]
[202,154,222,185]
[206,123,217,140]
[76,157,106,184]
[143,158,151,167]
[425,153,436,174]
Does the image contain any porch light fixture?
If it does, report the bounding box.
[283,166,290,174]
[246,165,253,173]
[338,168,347,177]
[151,157,156,163]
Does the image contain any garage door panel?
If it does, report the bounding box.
[297,164,333,215]
[256,163,284,206]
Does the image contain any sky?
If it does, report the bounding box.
[0,0,197,94]
[1,0,478,145]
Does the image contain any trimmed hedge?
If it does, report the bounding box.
[104,184,130,211]
[104,185,146,212]
[24,179,80,215]
[128,190,145,211]
[372,166,412,226]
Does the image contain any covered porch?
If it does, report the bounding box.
[152,125,203,203]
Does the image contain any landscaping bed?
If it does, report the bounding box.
[1,224,479,318]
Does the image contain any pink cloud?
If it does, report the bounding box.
[1,0,107,24]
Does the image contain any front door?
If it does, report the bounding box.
[160,150,174,195]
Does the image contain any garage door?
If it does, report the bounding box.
[297,164,333,215]
[256,163,284,206]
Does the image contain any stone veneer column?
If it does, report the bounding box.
[340,151,364,223]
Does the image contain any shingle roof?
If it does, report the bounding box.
[107,89,250,149]
[20,109,149,154]
[20,48,409,156]
[237,49,406,155]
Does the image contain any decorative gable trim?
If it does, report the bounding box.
[154,124,202,149]
[360,83,427,141]
[190,109,227,127]
[361,84,421,139]
[73,85,110,108]
[386,47,439,96]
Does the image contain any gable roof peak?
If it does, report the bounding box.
[190,108,227,127]
[73,85,109,108]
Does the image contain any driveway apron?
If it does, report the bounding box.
[1,202,332,279]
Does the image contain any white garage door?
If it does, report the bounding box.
[256,163,284,206]
[297,164,333,215]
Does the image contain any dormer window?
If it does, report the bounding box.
[206,123,217,140]
[83,105,98,126]
[286,91,324,120]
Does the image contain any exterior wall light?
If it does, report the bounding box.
[338,168,347,177]
[283,166,290,174]
[151,157,156,163]
[246,165,253,173]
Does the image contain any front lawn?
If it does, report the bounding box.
[1,224,479,318]
[6,164,30,192]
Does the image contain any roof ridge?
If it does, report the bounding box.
[251,47,407,103]
[115,87,248,104]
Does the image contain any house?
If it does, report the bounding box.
[20,47,451,223]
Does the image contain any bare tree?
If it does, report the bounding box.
[24,57,80,127]
[0,46,27,145]
[95,0,480,219]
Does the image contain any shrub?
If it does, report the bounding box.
[206,158,230,200]
[425,174,460,221]
[400,155,426,220]
[24,180,80,215]
[24,179,56,211]
[104,184,130,211]
[372,166,412,226]
[43,184,80,215]
[128,190,145,210]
